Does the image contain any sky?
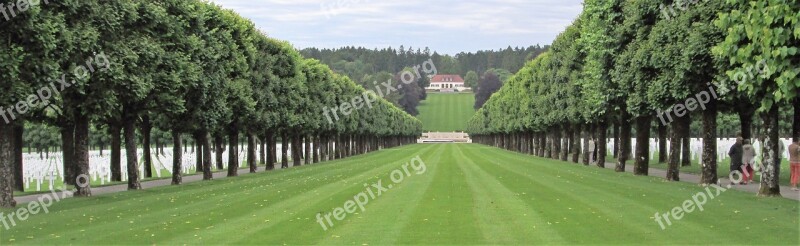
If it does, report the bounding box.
[208,0,584,55]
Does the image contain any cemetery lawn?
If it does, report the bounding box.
[649,157,794,186]
[606,154,795,186]
[416,93,475,132]
[14,168,175,196]
[2,144,798,245]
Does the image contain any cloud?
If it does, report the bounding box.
[208,0,583,55]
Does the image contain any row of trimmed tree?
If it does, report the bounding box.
[0,0,422,208]
[467,0,799,197]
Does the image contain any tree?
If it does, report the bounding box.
[715,0,800,197]
[474,71,503,110]
[465,71,479,90]
[0,0,424,207]
[397,73,423,116]
[578,0,626,169]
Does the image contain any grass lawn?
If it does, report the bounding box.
[416,93,475,132]
[2,144,798,245]
[604,153,795,186]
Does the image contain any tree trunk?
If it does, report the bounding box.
[572,125,581,163]
[12,123,23,191]
[304,135,312,165]
[195,136,203,173]
[260,135,267,166]
[314,135,321,163]
[228,130,239,177]
[582,125,590,165]
[292,133,302,167]
[266,132,276,170]
[214,133,224,170]
[124,117,141,190]
[633,116,651,176]
[700,101,718,185]
[617,112,632,172]
[346,135,353,157]
[110,124,122,181]
[338,134,345,159]
[758,104,781,197]
[597,121,607,168]
[681,115,692,167]
[793,98,800,142]
[552,130,560,159]
[322,135,330,161]
[0,122,17,208]
[202,132,213,180]
[247,133,257,173]
[73,111,92,196]
[141,115,153,178]
[613,122,620,158]
[658,123,667,164]
[667,119,681,181]
[281,132,289,168]
[61,124,76,185]
[538,133,544,154]
[171,131,182,185]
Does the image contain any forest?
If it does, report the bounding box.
[300,45,547,113]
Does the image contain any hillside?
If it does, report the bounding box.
[416,93,476,132]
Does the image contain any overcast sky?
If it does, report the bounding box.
[208,0,584,55]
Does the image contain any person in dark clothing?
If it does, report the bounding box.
[728,137,744,185]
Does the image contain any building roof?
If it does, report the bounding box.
[430,75,465,83]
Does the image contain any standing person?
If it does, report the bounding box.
[728,137,744,185]
[789,140,800,191]
[742,139,756,185]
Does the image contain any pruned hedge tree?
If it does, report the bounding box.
[467,0,799,198]
[0,0,422,208]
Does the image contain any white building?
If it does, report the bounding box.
[426,75,470,92]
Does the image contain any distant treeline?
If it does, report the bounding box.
[300,45,549,80]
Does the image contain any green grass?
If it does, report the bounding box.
[13,170,173,197]
[651,155,795,186]
[416,93,475,132]
[2,144,798,245]
[604,153,795,186]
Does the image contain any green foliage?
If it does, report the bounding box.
[467,0,778,138]
[2,0,423,152]
[464,71,479,89]
[714,0,800,110]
